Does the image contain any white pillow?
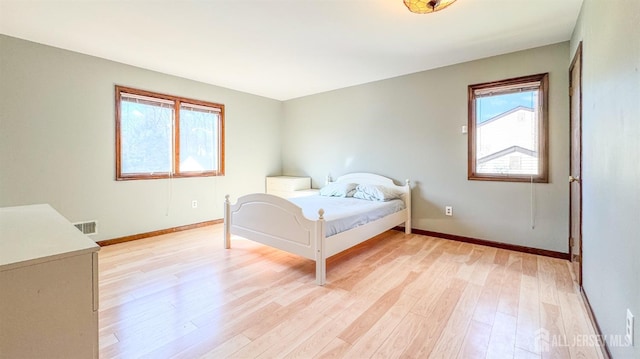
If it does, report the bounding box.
[352,184,402,201]
[319,182,358,197]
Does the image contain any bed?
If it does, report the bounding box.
[223,173,411,285]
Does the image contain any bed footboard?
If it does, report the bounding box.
[224,193,328,285]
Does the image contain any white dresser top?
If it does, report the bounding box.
[0,204,99,272]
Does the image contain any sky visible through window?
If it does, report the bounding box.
[477,91,537,123]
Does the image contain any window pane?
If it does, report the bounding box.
[179,105,219,172]
[115,86,225,180]
[475,90,539,176]
[120,99,173,174]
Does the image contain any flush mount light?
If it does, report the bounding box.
[404,0,457,14]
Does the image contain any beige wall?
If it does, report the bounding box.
[283,42,570,253]
[570,0,640,356]
[0,35,283,241]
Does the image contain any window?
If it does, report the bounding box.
[115,86,224,180]
[468,73,548,183]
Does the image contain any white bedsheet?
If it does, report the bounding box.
[288,195,405,237]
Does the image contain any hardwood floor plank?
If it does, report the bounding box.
[515,347,541,358]
[338,261,422,355]
[540,302,571,359]
[401,234,443,269]
[343,291,420,358]
[101,319,198,358]
[314,338,352,358]
[493,248,511,266]
[497,253,523,317]
[429,283,483,357]
[409,260,461,316]
[96,225,603,359]
[401,278,467,357]
[468,246,498,287]
[353,258,413,295]
[283,289,381,358]
[515,273,542,354]
[472,264,506,325]
[187,280,293,329]
[255,315,335,359]
[402,240,449,297]
[99,296,176,332]
[199,334,251,359]
[231,288,342,358]
[537,257,560,305]
[150,302,282,359]
[522,253,539,277]
[551,258,575,294]
[283,322,346,359]
[485,311,518,358]
[458,319,492,359]
[557,291,604,359]
[338,271,419,345]
[328,237,401,291]
[370,311,426,359]
[242,285,328,340]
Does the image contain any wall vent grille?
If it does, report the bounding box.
[73,221,98,235]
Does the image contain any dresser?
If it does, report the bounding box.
[0,204,100,359]
[266,176,319,198]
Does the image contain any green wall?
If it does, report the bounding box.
[282,42,570,253]
[0,35,283,241]
[570,0,640,356]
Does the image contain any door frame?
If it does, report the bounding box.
[569,42,583,286]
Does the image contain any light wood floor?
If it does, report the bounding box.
[99,225,605,358]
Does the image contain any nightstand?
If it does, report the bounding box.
[266,176,318,198]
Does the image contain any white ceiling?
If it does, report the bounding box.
[0,0,583,101]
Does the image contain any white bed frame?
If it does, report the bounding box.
[223,173,411,285]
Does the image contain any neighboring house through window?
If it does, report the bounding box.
[115,86,225,180]
[468,73,549,182]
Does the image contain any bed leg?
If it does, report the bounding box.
[404,179,412,234]
[316,259,326,286]
[224,195,231,249]
[315,209,326,286]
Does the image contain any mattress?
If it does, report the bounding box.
[288,195,405,237]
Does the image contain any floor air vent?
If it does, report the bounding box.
[73,221,98,235]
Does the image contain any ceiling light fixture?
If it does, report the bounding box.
[404,0,457,14]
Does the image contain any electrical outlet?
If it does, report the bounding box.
[445,206,453,216]
[191,200,198,209]
[627,309,634,346]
